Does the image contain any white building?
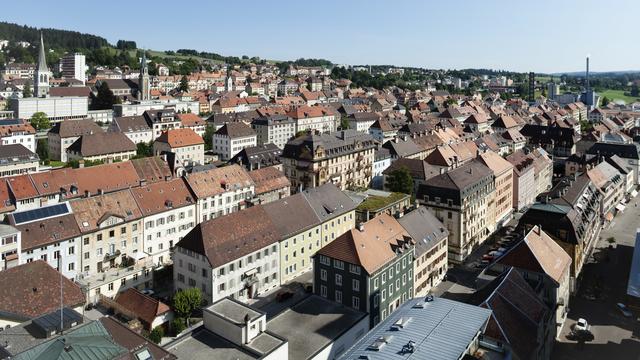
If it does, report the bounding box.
[109,115,153,144]
[252,115,296,149]
[183,164,255,223]
[133,178,197,266]
[173,205,280,304]
[8,202,81,280]
[0,224,20,271]
[0,119,36,152]
[61,53,86,84]
[10,96,89,122]
[213,122,257,161]
[153,128,205,166]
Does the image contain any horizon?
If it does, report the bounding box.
[2,0,639,74]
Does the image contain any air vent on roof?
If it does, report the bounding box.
[391,317,411,331]
[368,335,392,351]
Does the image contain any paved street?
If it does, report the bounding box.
[552,197,640,360]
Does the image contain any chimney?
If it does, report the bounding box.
[139,179,147,187]
[98,188,104,195]
[357,223,365,232]
[84,190,90,198]
[78,160,85,168]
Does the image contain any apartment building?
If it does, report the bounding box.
[478,150,514,229]
[287,105,337,134]
[251,114,296,149]
[8,202,81,280]
[66,132,137,163]
[48,119,104,162]
[281,130,376,191]
[0,224,20,270]
[398,206,448,297]
[183,164,255,223]
[0,144,39,177]
[213,122,257,161]
[0,119,36,153]
[132,178,197,266]
[109,115,153,144]
[153,128,205,166]
[417,160,495,263]
[173,205,280,305]
[143,108,181,140]
[314,214,415,328]
[70,190,144,275]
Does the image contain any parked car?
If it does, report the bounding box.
[141,289,155,296]
[575,318,590,332]
[616,303,633,317]
[276,290,294,302]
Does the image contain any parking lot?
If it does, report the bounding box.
[552,197,640,360]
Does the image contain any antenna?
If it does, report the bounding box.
[59,256,63,335]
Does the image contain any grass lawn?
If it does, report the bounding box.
[48,161,66,168]
[598,89,640,104]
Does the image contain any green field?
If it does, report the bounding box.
[598,89,640,105]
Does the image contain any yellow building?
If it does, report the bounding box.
[264,183,357,284]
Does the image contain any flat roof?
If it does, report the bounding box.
[167,328,260,360]
[339,297,491,360]
[207,297,264,324]
[268,295,368,360]
[627,230,640,298]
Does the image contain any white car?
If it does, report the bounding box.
[575,318,590,332]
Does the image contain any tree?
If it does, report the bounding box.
[340,117,350,130]
[386,167,414,195]
[149,326,164,344]
[30,112,50,130]
[173,288,202,326]
[203,124,215,151]
[631,84,639,97]
[91,82,120,110]
[601,96,610,107]
[171,317,186,336]
[22,82,32,98]
[135,141,154,158]
[36,138,49,162]
[178,75,189,92]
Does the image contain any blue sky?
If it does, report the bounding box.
[3,0,638,73]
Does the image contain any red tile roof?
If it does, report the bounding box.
[115,288,171,327]
[155,128,204,148]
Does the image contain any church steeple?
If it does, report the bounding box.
[34,32,51,97]
[138,49,150,101]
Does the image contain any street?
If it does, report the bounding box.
[552,197,640,360]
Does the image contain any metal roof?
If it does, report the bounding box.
[339,297,491,360]
[627,230,640,299]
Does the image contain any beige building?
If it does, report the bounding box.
[48,119,104,162]
[153,128,205,166]
[70,189,144,275]
[183,164,255,223]
[398,206,448,297]
[417,160,495,263]
[281,130,376,191]
[0,144,39,177]
[66,132,137,163]
[478,150,514,228]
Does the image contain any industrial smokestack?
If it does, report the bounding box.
[586,55,590,94]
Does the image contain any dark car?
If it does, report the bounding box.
[276,290,294,302]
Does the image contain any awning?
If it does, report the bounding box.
[632,190,638,198]
[616,203,626,212]
[605,212,614,221]
[244,268,258,277]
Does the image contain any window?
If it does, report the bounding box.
[333,259,344,270]
[320,269,327,281]
[68,263,74,271]
[68,247,74,255]
[319,256,331,266]
[121,227,126,234]
[335,274,342,286]
[177,273,185,283]
[374,278,379,289]
[83,237,89,245]
[320,285,327,297]
[97,234,103,241]
[108,283,114,291]
[335,290,342,303]
[352,279,360,292]
[349,264,361,275]
[352,296,360,310]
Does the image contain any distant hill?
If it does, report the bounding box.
[0,21,109,50]
[551,70,640,77]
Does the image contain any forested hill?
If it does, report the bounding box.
[0,22,109,50]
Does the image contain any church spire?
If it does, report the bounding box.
[37,32,49,72]
[138,48,150,101]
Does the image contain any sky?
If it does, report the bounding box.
[2,0,639,73]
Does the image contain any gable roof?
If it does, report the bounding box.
[115,288,171,326]
[49,119,103,138]
[398,206,448,256]
[70,189,142,233]
[263,193,321,239]
[183,164,254,199]
[247,167,290,195]
[131,178,195,216]
[0,261,85,321]
[497,226,571,284]
[67,132,136,156]
[214,122,256,138]
[155,128,204,148]
[317,214,413,274]
[175,206,279,268]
